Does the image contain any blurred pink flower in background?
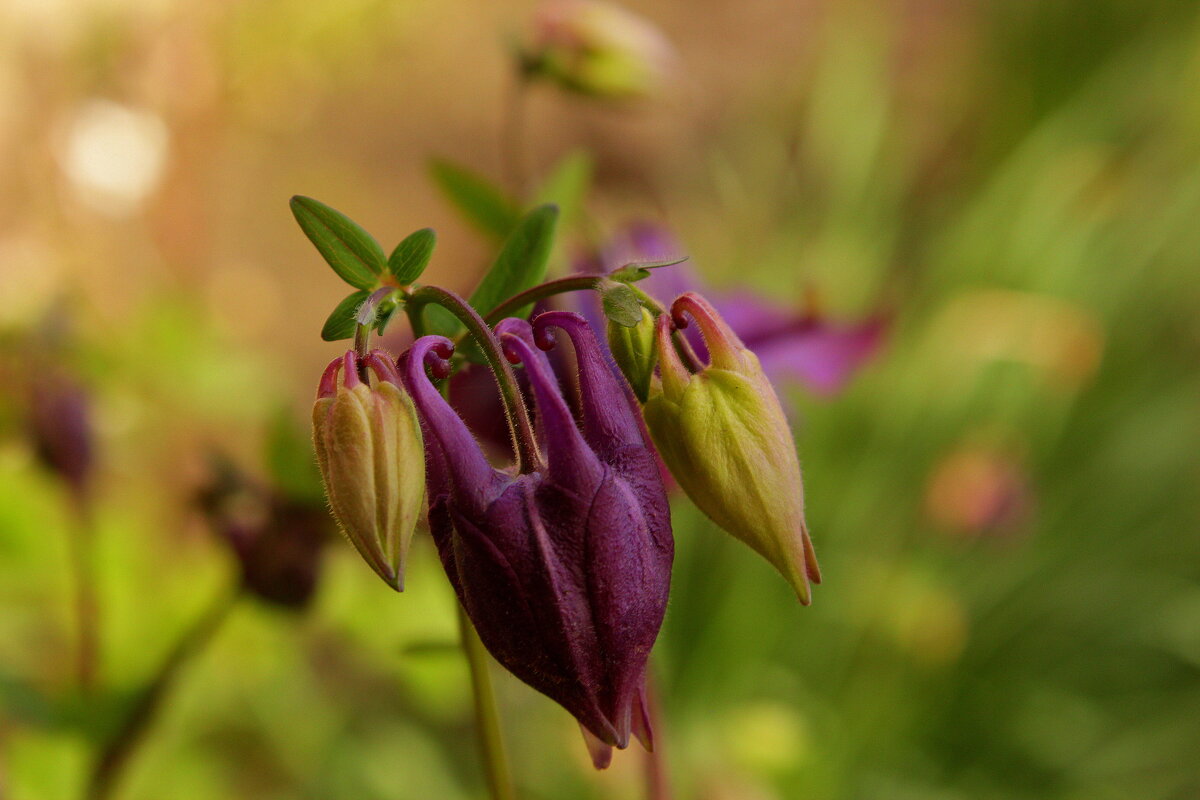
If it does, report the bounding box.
[925,443,1033,539]
[583,222,888,398]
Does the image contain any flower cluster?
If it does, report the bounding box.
[310,272,828,765]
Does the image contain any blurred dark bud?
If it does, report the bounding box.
[197,455,329,610]
[28,369,95,497]
[925,445,1032,538]
[522,0,676,100]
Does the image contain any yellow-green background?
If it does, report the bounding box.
[2,0,1199,798]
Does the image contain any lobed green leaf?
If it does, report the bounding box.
[290,196,386,289]
[321,290,370,341]
[388,228,436,284]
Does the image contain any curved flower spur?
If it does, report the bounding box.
[401,311,673,768]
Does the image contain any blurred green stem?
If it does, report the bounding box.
[67,493,99,695]
[457,603,517,800]
[501,70,529,199]
[642,675,672,800]
[85,589,237,800]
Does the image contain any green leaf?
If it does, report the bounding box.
[535,150,592,229]
[429,159,519,240]
[290,196,386,289]
[609,256,690,284]
[265,407,324,505]
[601,283,644,328]
[321,290,369,341]
[471,204,560,318]
[419,305,463,339]
[388,228,436,284]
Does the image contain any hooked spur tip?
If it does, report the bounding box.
[364,350,403,386]
[316,355,345,398]
[417,336,456,379]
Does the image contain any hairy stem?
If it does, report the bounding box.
[353,287,398,378]
[457,604,517,800]
[481,274,607,324]
[406,285,542,473]
[86,589,237,800]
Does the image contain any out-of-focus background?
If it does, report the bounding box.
[2,0,1200,798]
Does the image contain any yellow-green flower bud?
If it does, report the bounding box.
[643,293,822,603]
[607,306,657,402]
[526,0,675,100]
[313,350,425,591]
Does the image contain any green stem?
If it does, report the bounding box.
[457,604,516,800]
[481,274,607,324]
[641,674,672,800]
[85,589,237,800]
[353,287,398,375]
[67,493,99,694]
[406,286,542,473]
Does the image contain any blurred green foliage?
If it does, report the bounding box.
[2,1,1199,799]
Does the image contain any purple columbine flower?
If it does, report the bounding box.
[400,311,673,767]
[583,222,887,397]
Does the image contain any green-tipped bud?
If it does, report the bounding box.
[643,293,822,603]
[524,0,675,100]
[607,306,657,402]
[313,350,425,591]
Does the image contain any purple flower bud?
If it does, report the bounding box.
[27,370,94,496]
[401,312,673,764]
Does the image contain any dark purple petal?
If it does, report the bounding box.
[400,316,673,755]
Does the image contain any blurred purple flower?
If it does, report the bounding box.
[584,222,888,397]
[28,370,94,497]
[401,312,672,765]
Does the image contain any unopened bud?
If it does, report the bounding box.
[607,306,657,402]
[312,351,425,591]
[525,0,675,100]
[643,293,822,603]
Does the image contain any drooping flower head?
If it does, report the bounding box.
[313,350,426,591]
[401,312,672,766]
[644,293,821,603]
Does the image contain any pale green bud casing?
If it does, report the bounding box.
[607,306,657,402]
[643,294,821,603]
[313,351,425,591]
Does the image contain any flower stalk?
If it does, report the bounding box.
[457,603,517,800]
[406,285,542,473]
